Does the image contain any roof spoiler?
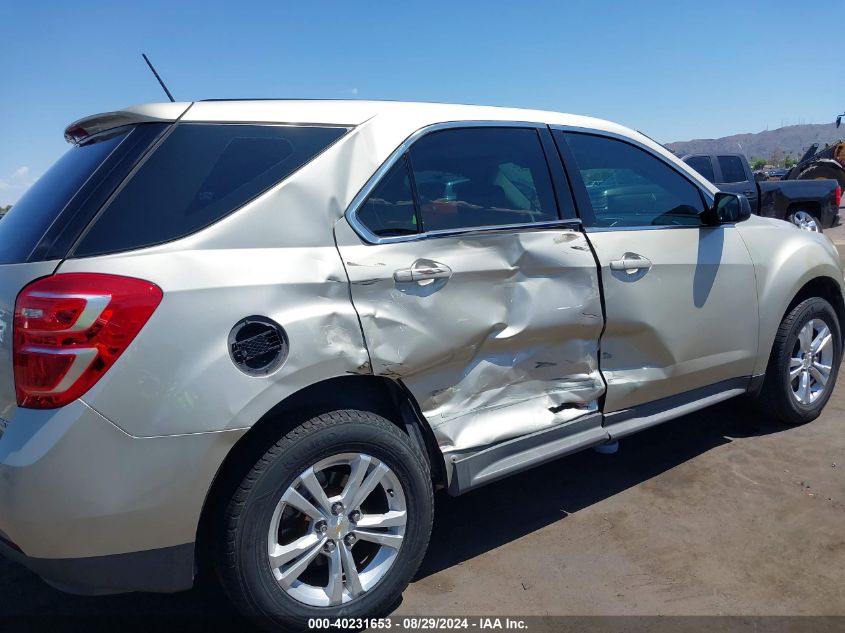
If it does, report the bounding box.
[64,102,192,144]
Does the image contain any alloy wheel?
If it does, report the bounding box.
[790,210,820,232]
[789,318,834,405]
[266,453,407,607]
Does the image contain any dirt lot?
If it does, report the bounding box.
[1,215,844,628]
[2,395,844,626]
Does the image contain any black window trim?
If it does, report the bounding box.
[345,121,582,245]
[549,125,716,232]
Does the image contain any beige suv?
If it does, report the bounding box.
[0,100,841,631]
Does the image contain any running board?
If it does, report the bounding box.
[602,376,749,440]
[448,413,608,495]
[446,377,751,496]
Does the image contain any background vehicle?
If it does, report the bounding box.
[0,101,842,632]
[682,152,841,232]
[785,140,845,190]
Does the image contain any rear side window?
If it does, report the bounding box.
[0,128,135,264]
[717,156,747,183]
[408,127,559,232]
[685,155,715,183]
[74,124,346,257]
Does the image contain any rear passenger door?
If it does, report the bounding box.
[553,131,759,414]
[335,125,605,455]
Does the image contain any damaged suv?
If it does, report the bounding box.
[0,100,842,630]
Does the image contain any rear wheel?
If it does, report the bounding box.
[755,297,842,425]
[217,410,433,631]
[787,209,822,233]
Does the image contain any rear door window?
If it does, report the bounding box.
[717,156,748,183]
[407,127,560,232]
[357,158,418,237]
[73,124,347,257]
[685,155,716,183]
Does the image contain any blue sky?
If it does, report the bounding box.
[1,0,842,205]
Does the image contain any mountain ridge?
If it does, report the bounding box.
[666,123,843,160]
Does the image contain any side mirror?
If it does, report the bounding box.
[703,192,752,225]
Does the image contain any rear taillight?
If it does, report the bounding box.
[835,186,842,209]
[14,273,162,409]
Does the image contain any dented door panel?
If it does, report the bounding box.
[335,219,605,454]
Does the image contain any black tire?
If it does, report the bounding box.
[755,297,842,425]
[798,164,845,191]
[217,410,433,632]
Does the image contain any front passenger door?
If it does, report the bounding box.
[554,131,759,413]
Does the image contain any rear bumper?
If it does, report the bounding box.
[0,539,194,595]
[0,399,244,594]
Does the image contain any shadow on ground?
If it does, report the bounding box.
[0,399,789,631]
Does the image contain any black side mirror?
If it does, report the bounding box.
[703,192,752,225]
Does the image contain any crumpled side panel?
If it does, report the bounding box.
[336,220,605,454]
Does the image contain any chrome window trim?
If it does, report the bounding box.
[344,120,580,245]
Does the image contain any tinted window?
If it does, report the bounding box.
[718,156,747,184]
[407,128,558,231]
[0,129,129,264]
[562,133,705,227]
[357,158,418,237]
[74,124,346,257]
[685,155,716,183]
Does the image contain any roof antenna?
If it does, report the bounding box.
[141,53,175,103]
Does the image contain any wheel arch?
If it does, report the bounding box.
[784,276,845,342]
[194,374,445,576]
[785,200,821,216]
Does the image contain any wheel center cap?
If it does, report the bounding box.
[331,516,349,539]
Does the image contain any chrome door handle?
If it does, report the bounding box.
[609,254,652,275]
[393,259,453,283]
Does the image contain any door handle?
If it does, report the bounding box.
[609,254,652,275]
[394,259,453,283]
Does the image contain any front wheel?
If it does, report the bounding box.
[217,410,434,631]
[756,297,842,425]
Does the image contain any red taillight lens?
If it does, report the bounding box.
[835,186,842,209]
[14,273,162,409]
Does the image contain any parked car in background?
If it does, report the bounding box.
[682,153,841,232]
[767,167,789,180]
[0,101,843,631]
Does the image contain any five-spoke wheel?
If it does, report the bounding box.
[754,296,842,425]
[267,453,407,607]
[217,410,433,631]
[788,318,833,405]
